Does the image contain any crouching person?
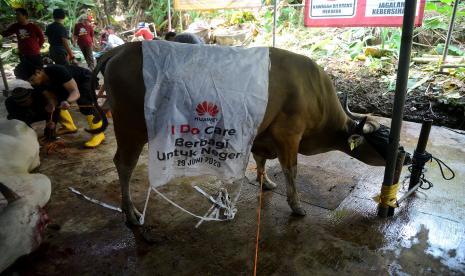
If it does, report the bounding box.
[5,87,48,126]
[15,63,105,148]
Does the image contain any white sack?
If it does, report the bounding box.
[142,41,269,187]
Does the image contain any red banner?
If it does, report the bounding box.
[304,0,426,27]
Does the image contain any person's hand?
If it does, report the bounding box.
[69,53,75,60]
[60,101,71,110]
[45,103,55,113]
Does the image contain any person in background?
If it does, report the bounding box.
[73,15,94,70]
[45,9,74,65]
[164,31,176,41]
[134,22,154,41]
[101,26,124,51]
[1,8,44,71]
[15,63,106,148]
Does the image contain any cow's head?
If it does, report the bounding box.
[343,95,411,166]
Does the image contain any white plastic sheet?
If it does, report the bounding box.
[142,41,269,188]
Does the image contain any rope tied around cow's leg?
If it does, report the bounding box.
[373,183,400,208]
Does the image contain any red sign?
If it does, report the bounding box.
[304,0,426,27]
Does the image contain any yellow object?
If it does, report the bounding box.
[84,115,105,148]
[350,141,355,151]
[57,110,78,135]
[373,183,400,208]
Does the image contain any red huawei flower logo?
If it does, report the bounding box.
[196,101,219,117]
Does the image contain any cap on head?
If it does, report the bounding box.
[53,8,66,19]
[138,22,145,29]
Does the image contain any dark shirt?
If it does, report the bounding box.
[42,64,91,102]
[2,23,44,56]
[45,22,68,53]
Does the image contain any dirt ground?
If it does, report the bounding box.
[326,59,465,130]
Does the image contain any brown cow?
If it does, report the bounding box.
[93,42,403,225]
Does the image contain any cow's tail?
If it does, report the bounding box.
[84,48,121,134]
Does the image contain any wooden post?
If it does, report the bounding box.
[0,56,10,97]
[168,0,172,31]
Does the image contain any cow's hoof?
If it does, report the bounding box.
[291,206,306,216]
[125,211,141,226]
[123,205,142,226]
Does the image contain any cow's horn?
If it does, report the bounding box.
[0,182,20,204]
[354,117,367,134]
[343,92,367,121]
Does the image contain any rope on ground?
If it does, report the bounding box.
[69,187,122,212]
[253,174,264,276]
[139,180,243,227]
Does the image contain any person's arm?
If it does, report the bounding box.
[62,37,74,59]
[60,27,74,60]
[43,90,58,113]
[34,24,45,47]
[59,79,80,109]
[90,26,94,47]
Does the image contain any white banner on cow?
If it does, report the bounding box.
[142,41,269,188]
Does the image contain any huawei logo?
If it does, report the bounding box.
[196,101,219,117]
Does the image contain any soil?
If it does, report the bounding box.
[322,57,465,130]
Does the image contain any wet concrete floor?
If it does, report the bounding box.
[0,87,464,275]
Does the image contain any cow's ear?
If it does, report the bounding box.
[348,134,364,151]
[362,120,380,134]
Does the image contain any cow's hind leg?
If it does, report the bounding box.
[114,140,145,225]
[273,133,306,216]
[253,154,277,190]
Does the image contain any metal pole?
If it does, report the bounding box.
[378,0,417,218]
[0,57,9,97]
[273,0,278,47]
[378,150,406,217]
[168,0,172,31]
[408,120,433,190]
[179,11,183,31]
[440,0,459,72]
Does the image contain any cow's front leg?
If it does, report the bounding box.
[274,132,306,216]
[253,153,277,190]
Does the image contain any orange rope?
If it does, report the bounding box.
[253,174,264,276]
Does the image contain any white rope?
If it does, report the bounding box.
[139,185,152,225]
[194,186,239,228]
[137,180,243,227]
[69,187,122,212]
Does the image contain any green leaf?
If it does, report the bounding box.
[436,44,465,56]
